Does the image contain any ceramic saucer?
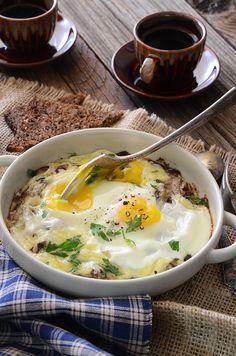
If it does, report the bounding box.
[111,41,220,100]
[0,13,77,68]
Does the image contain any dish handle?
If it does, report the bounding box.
[207,211,236,263]
[0,155,17,167]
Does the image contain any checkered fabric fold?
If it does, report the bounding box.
[0,245,152,355]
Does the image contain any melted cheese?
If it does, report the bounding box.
[8,150,212,280]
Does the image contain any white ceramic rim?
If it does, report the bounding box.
[0,128,224,286]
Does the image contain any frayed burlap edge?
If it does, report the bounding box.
[0,74,235,356]
[0,73,235,164]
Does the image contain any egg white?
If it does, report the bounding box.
[9,151,212,279]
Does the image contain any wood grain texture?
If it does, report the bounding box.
[0,0,235,152]
[58,0,236,150]
[187,0,236,48]
[1,35,135,111]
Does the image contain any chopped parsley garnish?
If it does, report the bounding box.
[69,252,81,273]
[90,223,123,241]
[168,240,180,252]
[86,166,100,185]
[27,169,37,177]
[40,202,46,209]
[121,228,135,247]
[41,210,48,219]
[150,183,158,189]
[185,195,209,208]
[90,223,111,241]
[86,174,98,185]
[46,235,83,256]
[46,236,83,271]
[50,251,68,258]
[40,202,47,218]
[126,215,142,233]
[90,218,139,245]
[58,235,82,251]
[101,258,121,276]
[46,242,58,252]
[107,228,121,237]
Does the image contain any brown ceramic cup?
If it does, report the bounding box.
[133,12,206,92]
[0,0,58,53]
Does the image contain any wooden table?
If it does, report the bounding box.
[1,0,235,151]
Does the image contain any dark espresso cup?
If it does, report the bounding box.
[133,12,206,91]
[0,0,58,53]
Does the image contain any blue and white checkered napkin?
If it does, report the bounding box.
[0,245,152,356]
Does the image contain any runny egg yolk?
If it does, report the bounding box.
[112,160,145,186]
[46,182,93,212]
[118,196,161,227]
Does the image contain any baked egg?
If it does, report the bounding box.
[7,150,212,279]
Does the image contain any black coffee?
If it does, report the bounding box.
[1,4,46,19]
[143,27,198,50]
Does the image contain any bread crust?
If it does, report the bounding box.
[5,94,123,152]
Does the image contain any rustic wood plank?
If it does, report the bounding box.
[0,0,235,151]
[1,59,69,90]
[58,0,236,150]
[187,0,236,49]
[0,36,135,111]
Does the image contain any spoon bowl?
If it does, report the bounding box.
[196,151,225,181]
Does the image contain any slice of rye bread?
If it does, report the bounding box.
[58,93,87,106]
[4,93,87,134]
[6,96,123,152]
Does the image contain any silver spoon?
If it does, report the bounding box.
[197,151,236,210]
[196,151,225,181]
[61,87,236,199]
[196,151,236,212]
[220,152,236,213]
[219,152,236,295]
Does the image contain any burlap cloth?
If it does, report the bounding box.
[0,74,235,355]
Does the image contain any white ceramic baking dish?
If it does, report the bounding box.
[0,128,235,297]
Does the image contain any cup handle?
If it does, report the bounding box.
[139,56,159,84]
[0,155,17,167]
[207,211,236,263]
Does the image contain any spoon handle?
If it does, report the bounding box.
[122,86,236,161]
